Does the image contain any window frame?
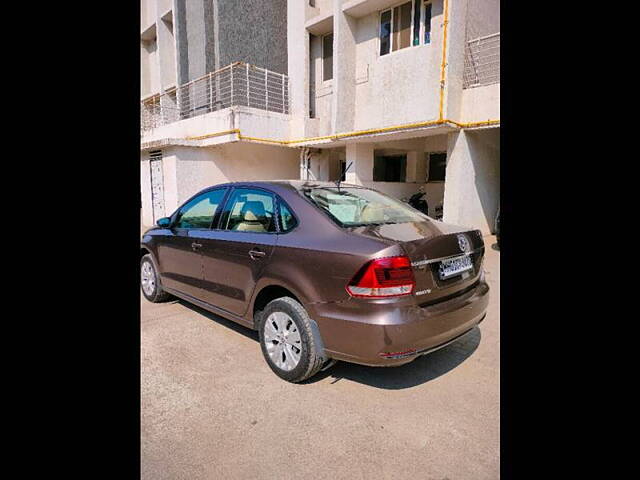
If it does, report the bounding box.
[426,151,447,183]
[275,196,300,234]
[170,187,230,231]
[379,0,432,57]
[218,186,279,235]
[379,8,393,55]
[321,32,334,83]
[373,152,408,182]
[421,0,433,45]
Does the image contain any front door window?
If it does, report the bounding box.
[174,189,227,229]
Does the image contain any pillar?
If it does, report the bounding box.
[345,143,374,185]
[443,129,500,234]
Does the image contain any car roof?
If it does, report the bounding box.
[210,180,365,192]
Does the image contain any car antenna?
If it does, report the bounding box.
[336,161,353,192]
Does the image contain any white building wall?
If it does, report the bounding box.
[140,158,154,227]
[288,0,308,139]
[333,1,357,133]
[140,142,300,223]
[443,128,500,234]
[158,11,177,89]
[161,151,179,214]
[460,83,500,124]
[353,1,445,130]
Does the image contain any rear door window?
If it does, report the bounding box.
[222,188,277,233]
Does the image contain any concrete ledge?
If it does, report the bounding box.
[342,0,400,18]
[305,12,333,35]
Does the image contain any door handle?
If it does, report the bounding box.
[248,248,266,260]
[191,242,203,251]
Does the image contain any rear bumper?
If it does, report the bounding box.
[311,280,489,367]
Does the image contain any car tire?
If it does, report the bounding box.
[258,297,326,383]
[140,254,172,303]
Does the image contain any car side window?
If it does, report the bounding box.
[174,189,227,229]
[278,201,298,232]
[222,188,276,233]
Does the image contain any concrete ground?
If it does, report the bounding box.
[141,236,500,480]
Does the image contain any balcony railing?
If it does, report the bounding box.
[141,61,290,133]
[463,32,500,89]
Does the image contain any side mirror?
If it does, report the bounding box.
[156,217,172,228]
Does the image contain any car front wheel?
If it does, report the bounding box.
[258,297,326,383]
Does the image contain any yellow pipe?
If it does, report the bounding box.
[181,117,500,146]
[446,119,500,129]
[239,119,446,145]
[438,0,449,121]
[186,129,240,141]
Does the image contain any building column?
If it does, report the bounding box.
[332,1,357,133]
[288,0,307,139]
[443,0,469,121]
[405,151,420,182]
[345,143,373,185]
[443,129,500,234]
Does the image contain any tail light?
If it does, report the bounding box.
[346,256,416,298]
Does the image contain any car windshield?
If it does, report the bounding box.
[303,186,428,227]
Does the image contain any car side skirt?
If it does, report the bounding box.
[163,286,255,330]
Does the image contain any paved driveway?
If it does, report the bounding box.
[141,236,500,479]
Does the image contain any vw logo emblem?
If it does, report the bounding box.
[457,234,471,253]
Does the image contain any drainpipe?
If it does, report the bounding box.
[299,147,310,180]
[438,0,450,121]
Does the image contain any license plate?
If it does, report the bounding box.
[438,255,473,279]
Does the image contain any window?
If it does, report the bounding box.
[427,152,447,182]
[413,0,421,46]
[278,202,298,232]
[322,33,333,81]
[423,1,432,44]
[379,10,392,55]
[392,2,412,52]
[304,187,426,227]
[374,153,407,182]
[174,189,227,229]
[223,188,276,233]
[380,0,432,56]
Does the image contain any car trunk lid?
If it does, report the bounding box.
[349,220,485,304]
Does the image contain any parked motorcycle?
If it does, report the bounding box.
[403,187,429,216]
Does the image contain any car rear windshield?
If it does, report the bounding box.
[303,187,427,227]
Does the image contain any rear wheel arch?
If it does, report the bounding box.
[252,284,302,326]
[252,283,327,360]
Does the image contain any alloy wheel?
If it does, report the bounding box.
[141,261,156,296]
[263,312,302,371]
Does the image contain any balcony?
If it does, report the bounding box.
[463,32,500,89]
[141,62,289,134]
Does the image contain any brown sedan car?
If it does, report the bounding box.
[140,181,489,382]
